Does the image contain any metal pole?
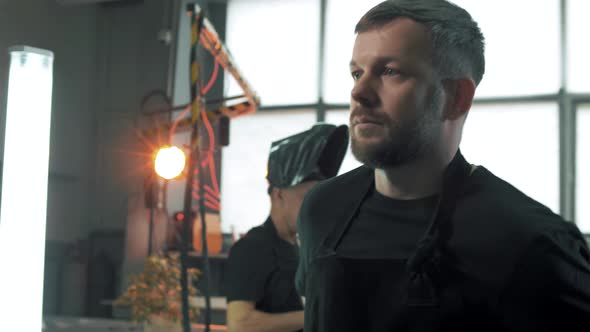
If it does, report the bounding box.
[162,0,181,253]
[148,205,154,256]
[558,0,576,222]
[179,5,204,332]
[316,0,327,122]
[165,0,182,104]
[196,123,212,332]
[190,5,212,330]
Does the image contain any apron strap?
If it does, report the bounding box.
[406,150,474,305]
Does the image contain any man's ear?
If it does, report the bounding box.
[442,78,476,120]
[270,186,284,202]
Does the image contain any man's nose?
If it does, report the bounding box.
[351,75,378,107]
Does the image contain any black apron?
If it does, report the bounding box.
[303,153,499,332]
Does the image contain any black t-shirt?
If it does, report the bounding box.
[226,217,303,314]
[337,188,438,259]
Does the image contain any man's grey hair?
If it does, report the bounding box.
[355,0,485,86]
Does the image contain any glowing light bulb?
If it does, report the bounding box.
[155,146,186,179]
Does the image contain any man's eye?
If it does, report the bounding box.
[351,71,361,80]
[383,68,400,76]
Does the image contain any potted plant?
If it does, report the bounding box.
[114,252,200,332]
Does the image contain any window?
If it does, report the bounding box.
[220,109,316,234]
[567,0,590,93]
[225,0,320,106]
[323,0,383,104]
[217,1,576,231]
[323,0,560,103]
[461,103,560,213]
[454,0,560,97]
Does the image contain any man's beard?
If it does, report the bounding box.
[350,89,443,169]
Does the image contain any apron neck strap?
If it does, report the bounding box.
[406,149,473,273]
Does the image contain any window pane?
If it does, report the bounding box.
[220,110,316,234]
[172,0,192,106]
[226,0,319,106]
[567,0,590,93]
[461,103,560,213]
[323,0,383,104]
[325,110,362,174]
[453,0,560,97]
[576,104,590,233]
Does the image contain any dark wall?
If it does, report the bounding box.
[0,0,229,318]
[0,0,174,316]
[0,0,99,242]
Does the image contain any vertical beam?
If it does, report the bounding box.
[316,0,328,122]
[166,0,182,111]
[559,0,576,222]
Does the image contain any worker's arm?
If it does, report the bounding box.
[227,300,303,332]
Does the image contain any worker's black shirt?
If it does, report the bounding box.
[336,188,438,259]
[226,217,303,314]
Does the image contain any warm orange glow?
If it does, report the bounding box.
[154,146,186,179]
[174,212,185,221]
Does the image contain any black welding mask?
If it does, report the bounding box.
[266,123,349,190]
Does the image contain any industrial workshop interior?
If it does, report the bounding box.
[0,0,589,331]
